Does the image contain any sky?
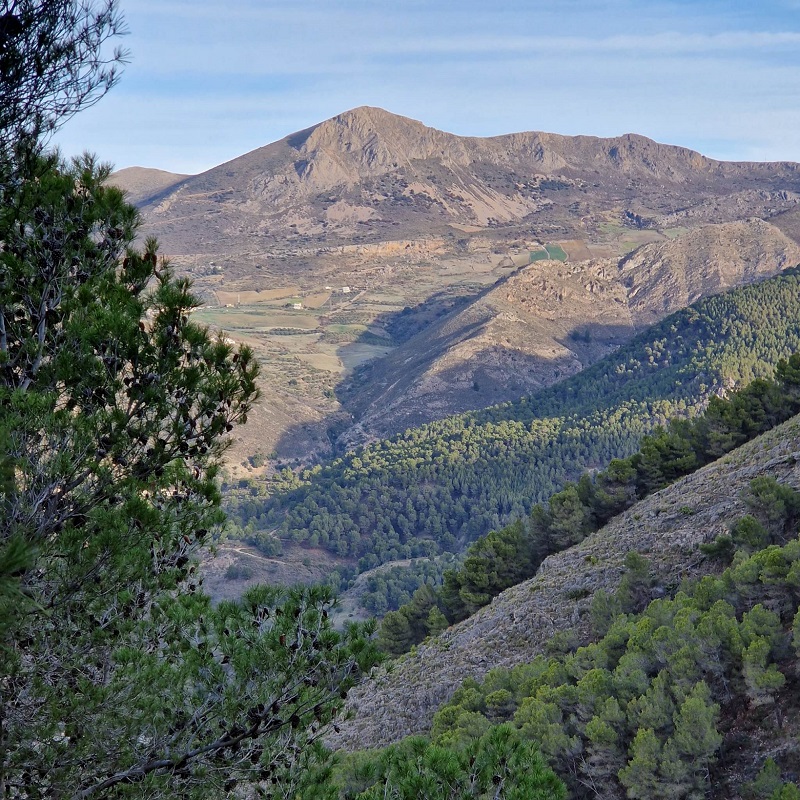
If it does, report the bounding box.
[51,0,800,175]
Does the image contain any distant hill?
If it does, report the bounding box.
[107,166,189,206]
[122,107,800,470]
[338,218,800,444]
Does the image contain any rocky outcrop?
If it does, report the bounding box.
[622,218,800,325]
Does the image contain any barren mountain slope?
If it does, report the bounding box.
[621,218,800,324]
[133,106,800,259]
[329,413,800,751]
[339,219,800,443]
[107,166,189,207]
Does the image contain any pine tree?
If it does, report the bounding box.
[659,682,723,798]
[347,725,566,799]
[426,606,450,637]
[378,610,414,655]
[0,155,379,798]
[0,0,127,149]
[619,728,662,800]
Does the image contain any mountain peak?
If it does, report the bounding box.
[136,107,800,251]
[297,105,463,171]
[334,105,423,127]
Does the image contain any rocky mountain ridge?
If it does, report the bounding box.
[121,106,800,254]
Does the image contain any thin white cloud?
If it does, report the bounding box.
[119,23,800,82]
[365,30,800,57]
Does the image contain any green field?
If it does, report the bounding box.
[545,244,567,261]
[195,308,319,330]
[529,243,568,263]
[598,222,626,235]
[327,323,368,335]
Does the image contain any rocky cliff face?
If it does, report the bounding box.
[328,413,800,752]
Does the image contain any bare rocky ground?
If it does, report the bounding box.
[124,107,800,254]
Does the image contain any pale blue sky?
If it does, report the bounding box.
[52,0,800,174]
